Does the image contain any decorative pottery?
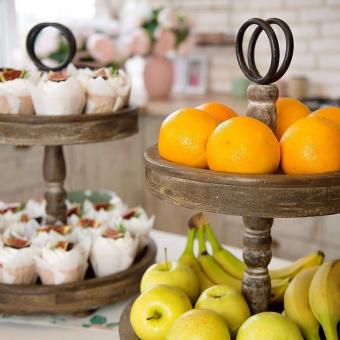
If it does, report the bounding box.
[144,55,173,99]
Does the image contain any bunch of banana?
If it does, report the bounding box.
[284,266,320,340]
[309,260,340,340]
[284,260,340,340]
[182,214,296,304]
[201,213,324,281]
[178,226,214,292]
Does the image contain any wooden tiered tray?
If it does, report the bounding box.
[0,106,153,315]
[144,142,340,315]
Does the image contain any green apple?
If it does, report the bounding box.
[130,284,192,340]
[141,261,199,303]
[236,312,303,340]
[195,285,250,338]
[167,308,231,340]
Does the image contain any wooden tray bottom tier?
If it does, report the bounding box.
[0,239,156,315]
[119,300,138,340]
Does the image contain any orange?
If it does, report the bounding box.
[310,106,340,126]
[276,97,310,140]
[206,116,280,174]
[196,101,237,122]
[280,116,340,174]
[158,108,219,168]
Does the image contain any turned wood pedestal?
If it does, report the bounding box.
[0,107,138,224]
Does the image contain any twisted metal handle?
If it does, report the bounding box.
[236,18,294,85]
[26,22,76,71]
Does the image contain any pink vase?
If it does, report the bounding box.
[144,55,173,99]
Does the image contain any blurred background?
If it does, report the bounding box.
[0,0,340,260]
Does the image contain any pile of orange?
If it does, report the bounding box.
[158,99,340,175]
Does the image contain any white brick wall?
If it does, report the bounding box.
[150,0,340,99]
[147,0,340,258]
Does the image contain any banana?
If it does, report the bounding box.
[270,250,324,280]
[179,226,214,292]
[270,278,290,305]
[204,222,245,280]
[196,225,241,291]
[201,213,324,281]
[309,260,340,340]
[284,266,320,340]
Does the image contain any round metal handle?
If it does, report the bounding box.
[26,22,76,72]
[236,18,294,85]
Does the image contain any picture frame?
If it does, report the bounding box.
[171,54,209,95]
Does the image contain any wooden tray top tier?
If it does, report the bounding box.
[0,106,138,146]
[0,238,156,315]
[145,145,340,218]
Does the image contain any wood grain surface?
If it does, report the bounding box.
[0,238,156,315]
[145,145,340,218]
[119,299,139,340]
[0,106,138,146]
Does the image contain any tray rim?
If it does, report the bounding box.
[0,105,138,146]
[119,299,138,340]
[0,105,138,123]
[144,145,340,218]
[145,145,340,188]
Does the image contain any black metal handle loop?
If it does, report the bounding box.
[236,18,294,85]
[26,22,76,72]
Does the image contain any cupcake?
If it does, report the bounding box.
[116,207,154,251]
[0,227,37,284]
[30,64,85,116]
[35,239,88,285]
[0,68,35,115]
[78,67,131,114]
[90,228,138,277]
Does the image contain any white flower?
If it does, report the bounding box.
[158,8,179,29]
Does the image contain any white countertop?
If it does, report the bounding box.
[0,229,290,340]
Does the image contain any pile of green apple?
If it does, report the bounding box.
[131,217,298,339]
[130,213,338,339]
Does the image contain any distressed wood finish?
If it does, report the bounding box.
[43,146,67,224]
[0,106,138,146]
[246,84,278,131]
[241,84,278,312]
[119,300,138,340]
[145,145,340,218]
[242,217,273,313]
[0,239,156,315]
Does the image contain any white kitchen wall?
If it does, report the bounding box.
[150,0,340,97]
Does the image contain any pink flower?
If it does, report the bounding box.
[129,28,151,56]
[158,8,179,29]
[86,33,116,64]
[153,28,176,57]
[177,35,195,56]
